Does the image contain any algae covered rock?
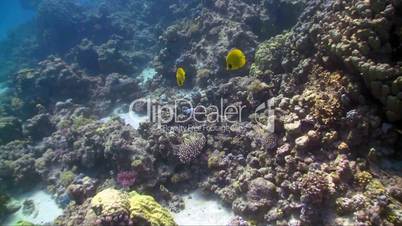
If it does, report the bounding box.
[90,188,177,226]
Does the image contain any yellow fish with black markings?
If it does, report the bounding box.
[176,67,186,87]
[226,48,246,70]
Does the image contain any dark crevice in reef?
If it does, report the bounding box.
[390,24,402,63]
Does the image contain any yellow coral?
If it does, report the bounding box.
[128,191,177,226]
[90,189,176,226]
[365,179,385,197]
[91,188,130,216]
[386,204,402,225]
[355,171,373,186]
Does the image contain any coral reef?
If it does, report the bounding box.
[0,0,402,225]
[154,0,306,87]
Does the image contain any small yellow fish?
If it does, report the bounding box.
[226,48,246,70]
[176,67,186,87]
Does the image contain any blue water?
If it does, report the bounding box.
[0,0,35,40]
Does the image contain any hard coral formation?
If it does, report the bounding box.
[89,188,176,226]
[128,191,177,226]
[90,188,131,226]
[174,132,206,164]
[315,0,402,122]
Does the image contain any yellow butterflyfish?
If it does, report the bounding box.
[176,67,186,87]
[226,48,246,70]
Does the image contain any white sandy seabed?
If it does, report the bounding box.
[2,187,233,226]
[3,190,63,225]
[100,106,149,130]
[173,190,235,225]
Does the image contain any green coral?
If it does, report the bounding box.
[72,115,95,130]
[386,204,402,225]
[59,171,75,187]
[250,31,292,78]
[364,179,385,197]
[129,191,177,226]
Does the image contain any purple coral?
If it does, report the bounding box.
[116,170,136,188]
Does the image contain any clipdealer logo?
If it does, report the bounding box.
[128,97,275,132]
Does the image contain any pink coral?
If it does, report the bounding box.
[116,171,136,188]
